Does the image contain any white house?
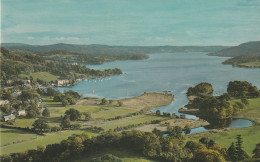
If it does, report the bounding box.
[0,100,9,105]
[17,110,26,116]
[3,114,16,122]
[57,80,70,87]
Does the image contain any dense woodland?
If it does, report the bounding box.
[12,49,149,65]
[0,48,122,82]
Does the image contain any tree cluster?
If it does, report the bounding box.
[227,81,260,98]
[186,82,213,96]
[2,130,235,162]
[186,81,259,124]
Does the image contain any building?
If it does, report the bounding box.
[56,79,70,87]
[3,114,16,122]
[17,110,26,116]
[0,100,9,105]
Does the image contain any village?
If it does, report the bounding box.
[0,78,82,122]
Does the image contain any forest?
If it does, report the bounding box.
[0,48,123,82]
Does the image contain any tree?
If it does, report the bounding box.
[60,115,71,129]
[118,101,123,107]
[101,98,108,105]
[70,137,84,156]
[53,93,63,102]
[235,135,249,161]
[46,87,55,96]
[19,90,40,101]
[66,96,76,105]
[42,108,50,117]
[193,148,225,162]
[184,125,191,135]
[32,119,49,134]
[186,82,214,96]
[253,143,260,158]
[1,89,14,101]
[65,90,80,99]
[208,140,216,148]
[241,98,249,105]
[155,110,161,116]
[65,108,81,121]
[227,142,237,161]
[26,105,40,118]
[227,81,260,98]
[84,112,92,121]
[62,99,69,106]
[235,135,243,156]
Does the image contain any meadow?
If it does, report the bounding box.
[230,97,260,124]
[94,114,163,131]
[19,72,59,82]
[0,129,95,155]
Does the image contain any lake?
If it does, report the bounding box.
[57,52,260,118]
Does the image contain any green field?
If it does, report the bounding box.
[95,114,163,130]
[19,72,59,82]
[0,129,95,155]
[0,128,38,147]
[73,148,156,162]
[9,118,36,129]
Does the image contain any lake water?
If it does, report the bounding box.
[57,52,259,130]
[58,52,260,113]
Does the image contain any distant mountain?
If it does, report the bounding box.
[1,43,229,55]
[208,41,260,57]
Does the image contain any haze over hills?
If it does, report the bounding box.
[1,43,229,55]
[208,41,260,57]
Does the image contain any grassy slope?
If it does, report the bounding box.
[73,148,156,162]
[0,129,95,155]
[19,72,59,82]
[10,118,36,129]
[186,126,260,156]
[230,97,260,124]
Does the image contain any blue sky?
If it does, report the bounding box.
[1,0,260,45]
